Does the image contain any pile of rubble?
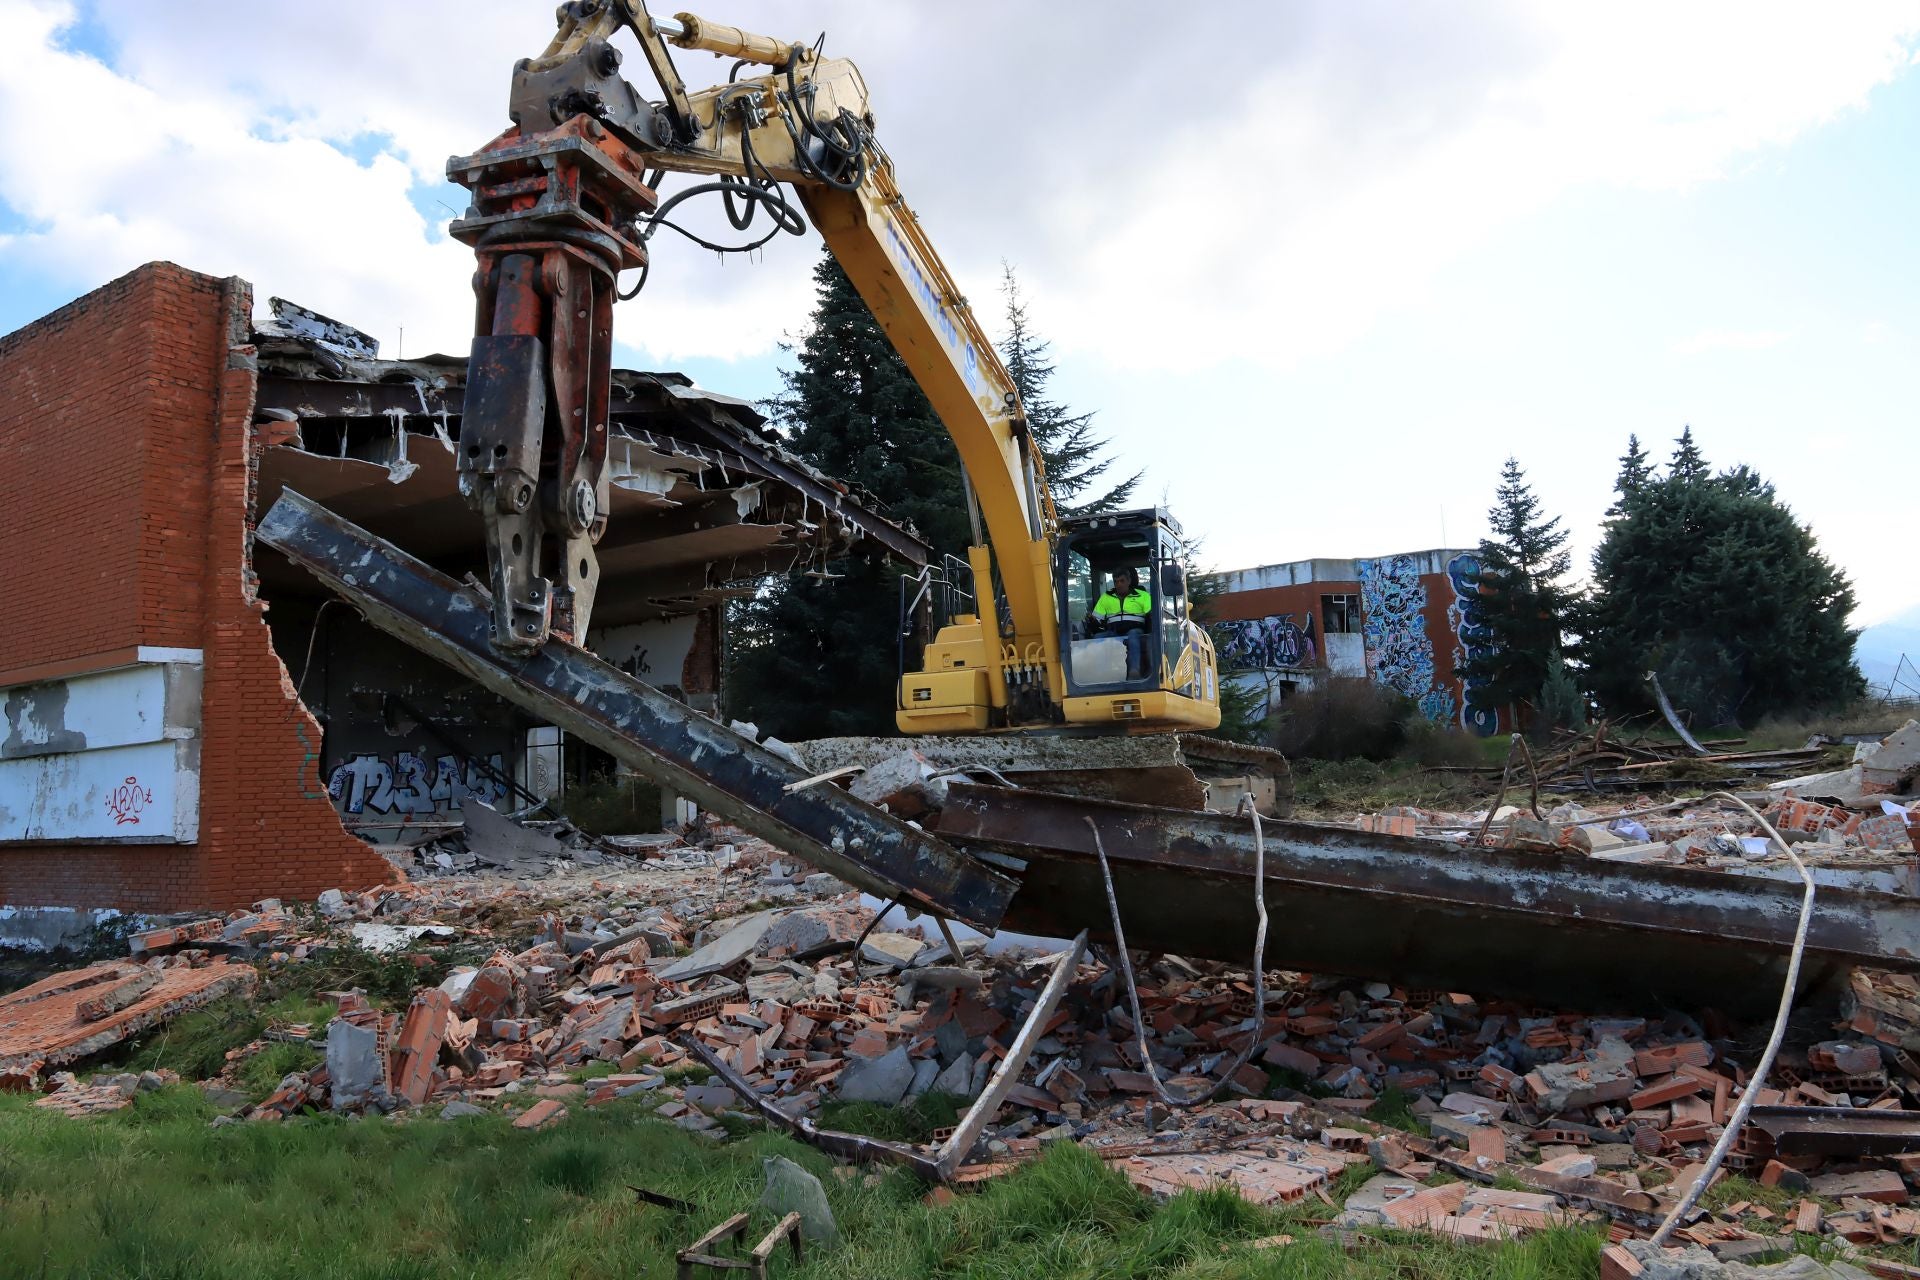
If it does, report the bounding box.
[399,798,649,879]
[1455,718,1920,797]
[1355,720,1920,876]
[10,797,1920,1274]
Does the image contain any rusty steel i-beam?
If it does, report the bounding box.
[256,489,1017,930]
[933,784,1920,1016]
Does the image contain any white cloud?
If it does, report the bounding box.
[1669,328,1791,355]
[1,0,1917,372]
[1033,3,1920,369]
[0,0,474,354]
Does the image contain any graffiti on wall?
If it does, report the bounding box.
[1210,613,1317,672]
[105,776,153,826]
[327,751,509,817]
[1446,554,1500,737]
[1356,556,1456,724]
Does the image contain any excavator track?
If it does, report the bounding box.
[793,733,1292,817]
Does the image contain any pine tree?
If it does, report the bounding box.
[726,253,970,738]
[1584,431,1864,724]
[1454,457,1579,729]
[999,264,1140,516]
[1607,434,1651,516]
[1671,425,1709,482]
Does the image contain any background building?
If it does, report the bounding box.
[1206,549,1508,736]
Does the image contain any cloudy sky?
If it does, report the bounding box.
[4,1,1917,625]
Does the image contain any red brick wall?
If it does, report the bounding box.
[0,263,392,913]
[0,270,165,674]
[1207,581,1355,629]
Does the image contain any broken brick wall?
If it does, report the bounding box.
[0,263,391,913]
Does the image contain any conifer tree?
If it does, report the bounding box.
[1670,425,1709,482]
[1607,434,1651,515]
[999,265,1140,516]
[1585,430,1863,724]
[726,254,969,738]
[1454,457,1579,728]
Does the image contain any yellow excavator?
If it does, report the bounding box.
[450,0,1221,741]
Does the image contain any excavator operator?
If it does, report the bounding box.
[1092,569,1152,678]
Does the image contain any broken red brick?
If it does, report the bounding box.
[389,989,452,1107]
[1627,1074,1707,1110]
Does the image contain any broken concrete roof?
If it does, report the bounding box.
[249,297,929,624]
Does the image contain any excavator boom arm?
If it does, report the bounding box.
[452,2,1215,735]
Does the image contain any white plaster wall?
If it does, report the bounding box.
[0,739,197,842]
[2,662,198,756]
[0,660,201,844]
[1324,633,1368,678]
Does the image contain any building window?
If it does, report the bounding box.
[1321,593,1360,634]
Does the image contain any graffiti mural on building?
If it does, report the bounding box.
[1356,556,1456,724]
[327,751,509,816]
[1210,613,1317,671]
[1446,553,1500,737]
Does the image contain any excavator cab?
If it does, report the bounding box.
[898,508,1219,734]
[1055,509,1217,728]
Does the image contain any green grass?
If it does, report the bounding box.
[113,996,268,1080]
[817,1093,966,1144]
[661,1064,711,1086]
[1289,759,1486,817]
[1363,1088,1429,1136]
[0,1089,1613,1278]
[260,990,339,1032]
[292,942,452,1006]
[571,1061,620,1083]
[236,1042,323,1102]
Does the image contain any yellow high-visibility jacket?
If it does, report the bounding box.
[1093,588,1151,618]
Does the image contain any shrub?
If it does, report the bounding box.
[1268,680,1415,762]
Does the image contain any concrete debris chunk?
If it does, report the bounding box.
[931,1051,978,1099]
[857,931,926,971]
[659,912,777,982]
[758,904,868,960]
[758,1155,840,1244]
[846,749,949,818]
[327,1018,386,1111]
[837,1045,915,1106]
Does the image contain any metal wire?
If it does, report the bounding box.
[1085,799,1270,1109]
[848,894,902,985]
[1648,790,1816,1246]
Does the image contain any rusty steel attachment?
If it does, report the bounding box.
[448,115,658,652]
[256,489,1018,930]
[1746,1106,1920,1157]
